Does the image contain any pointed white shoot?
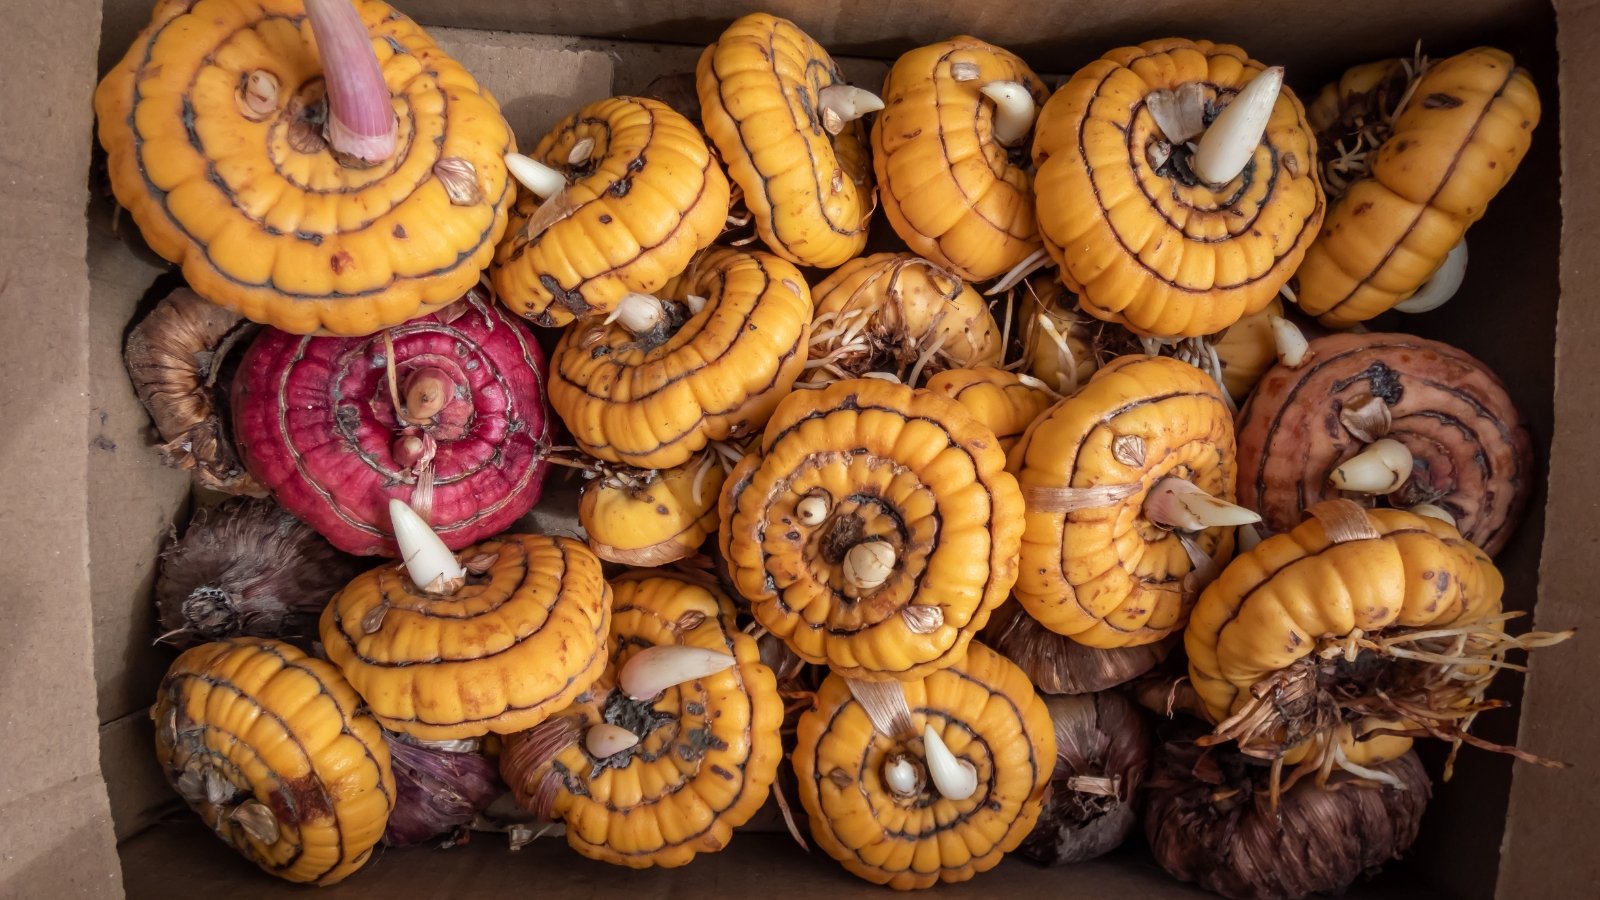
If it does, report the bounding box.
[389,498,465,592]
[1329,438,1414,494]
[584,723,639,759]
[796,494,831,526]
[1269,314,1310,367]
[1409,503,1457,528]
[1144,478,1262,531]
[818,84,884,133]
[843,541,896,595]
[613,292,666,335]
[923,725,978,801]
[567,136,596,165]
[979,81,1037,146]
[1394,240,1468,313]
[1192,66,1284,185]
[619,645,736,700]
[505,152,566,200]
[883,754,921,798]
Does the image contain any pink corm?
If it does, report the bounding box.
[233,288,549,555]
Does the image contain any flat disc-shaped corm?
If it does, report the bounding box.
[697,13,875,268]
[873,37,1051,282]
[1010,355,1244,648]
[720,378,1024,681]
[153,639,395,885]
[1187,501,1506,773]
[499,572,782,868]
[95,0,513,336]
[793,642,1055,890]
[579,450,728,567]
[320,534,611,741]
[549,247,811,470]
[1294,49,1539,327]
[1238,331,1533,556]
[1033,39,1325,338]
[492,96,730,327]
[805,253,1003,386]
[924,367,1057,454]
[232,291,549,556]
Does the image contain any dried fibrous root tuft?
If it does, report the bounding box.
[1203,610,1570,798]
[1187,501,1569,805]
[802,253,1002,387]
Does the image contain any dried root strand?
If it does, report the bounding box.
[1207,608,1572,801]
[1319,44,1431,200]
[804,257,978,385]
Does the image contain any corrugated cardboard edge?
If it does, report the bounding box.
[1499,2,1600,897]
[0,0,123,895]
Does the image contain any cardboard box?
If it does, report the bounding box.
[0,0,1589,896]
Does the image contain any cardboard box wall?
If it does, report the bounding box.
[0,0,1592,896]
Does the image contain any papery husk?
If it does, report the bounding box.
[155,498,363,648]
[983,602,1173,694]
[382,733,502,847]
[125,286,263,496]
[1145,733,1430,900]
[1019,692,1152,865]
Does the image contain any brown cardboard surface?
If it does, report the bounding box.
[429,31,615,146]
[100,712,175,843]
[86,201,190,727]
[1499,1,1600,897]
[0,0,122,893]
[399,0,1547,77]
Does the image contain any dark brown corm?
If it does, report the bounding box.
[156,498,361,648]
[382,733,501,847]
[1020,692,1153,865]
[984,602,1173,694]
[1145,734,1430,900]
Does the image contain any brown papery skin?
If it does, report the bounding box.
[1019,692,1152,865]
[983,602,1173,694]
[1145,737,1430,900]
[1237,332,1532,556]
[124,287,263,496]
[156,498,362,649]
